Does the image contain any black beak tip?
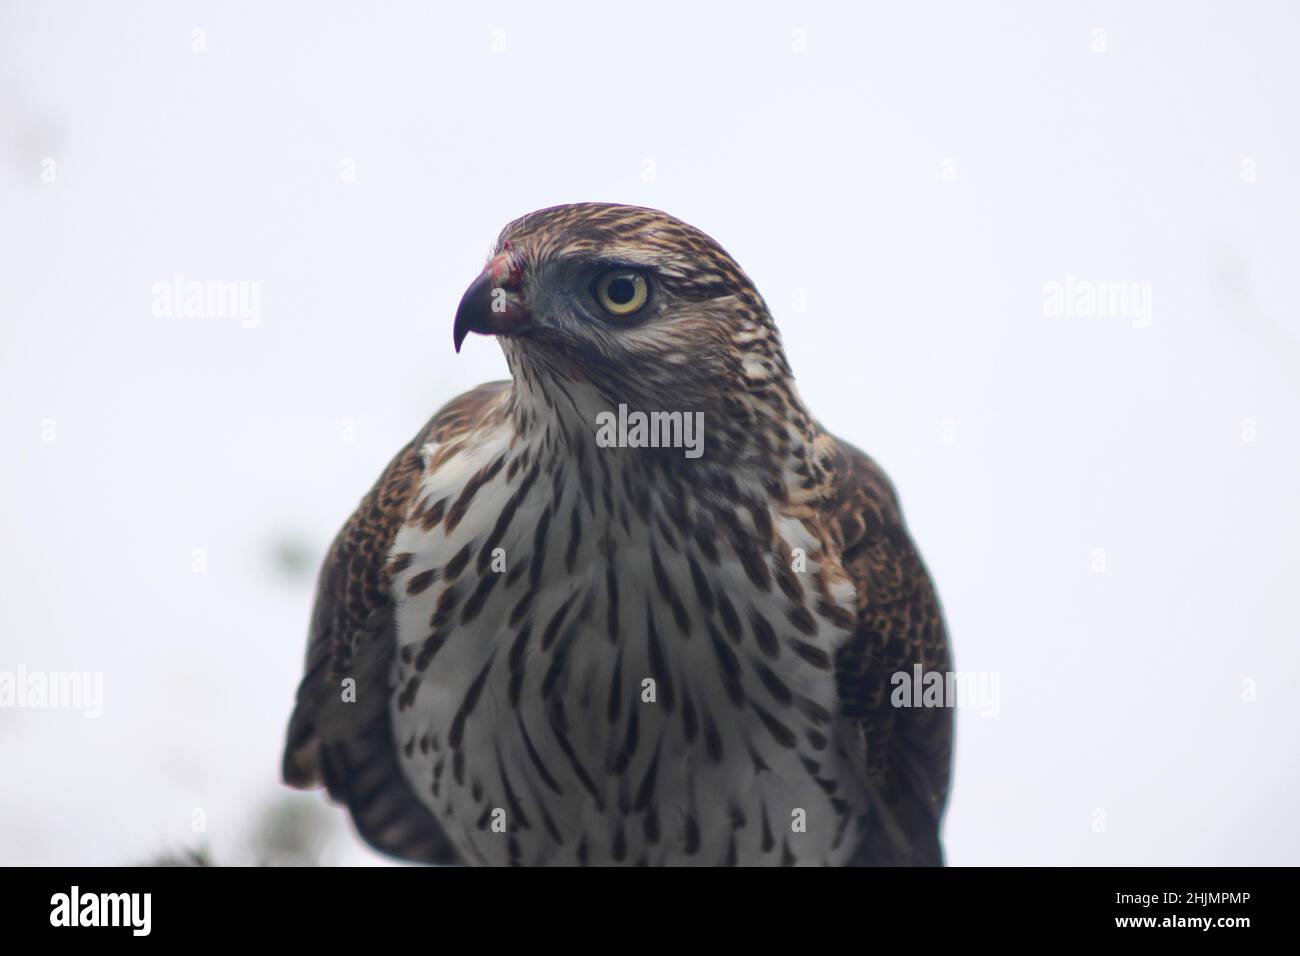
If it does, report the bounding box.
[452,271,493,354]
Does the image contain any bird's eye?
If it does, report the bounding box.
[592,269,649,318]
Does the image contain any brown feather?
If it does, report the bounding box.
[818,434,954,865]
[281,381,510,863]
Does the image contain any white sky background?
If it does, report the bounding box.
[1,0,1297,866]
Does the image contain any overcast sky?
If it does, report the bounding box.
[2,0,1297,865]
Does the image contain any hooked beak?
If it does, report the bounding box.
[452,249,531,352]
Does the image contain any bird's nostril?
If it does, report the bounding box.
[488,249,524,289]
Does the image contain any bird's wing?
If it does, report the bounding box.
[819,433,954,865]
[281,381,510,863]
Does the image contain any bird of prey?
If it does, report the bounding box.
[282,203,953,866]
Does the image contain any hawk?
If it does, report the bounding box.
[282,203,953,866]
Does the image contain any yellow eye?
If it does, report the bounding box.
[593,270,649,317]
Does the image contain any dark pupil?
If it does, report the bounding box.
[607,277,636,305]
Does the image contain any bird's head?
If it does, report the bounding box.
[453,204,802,424]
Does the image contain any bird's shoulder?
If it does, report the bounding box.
[280,380,510,863]
[815,429,954,865]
